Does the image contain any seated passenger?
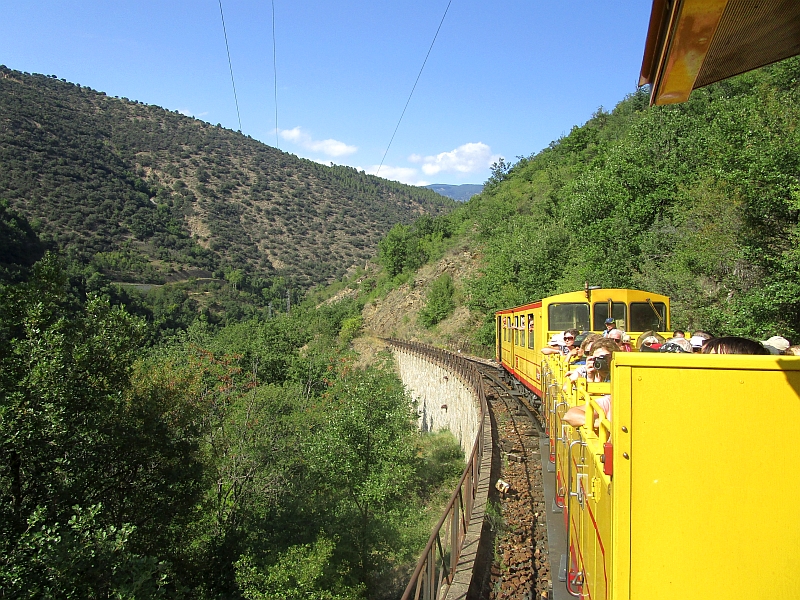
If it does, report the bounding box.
[541,328,579,357]
[562,341,616,427]
[701,336,770,355]
[689,331,713,352]
[569,338,616,383]
[637,335,661,352]
[602,318,616,337]
[619,333,633,352]
[565,334,602,379]
[672,330,686,339]
[660,338,693,353]
[541,333,563,355]
[638,331,665,352]
[785,345,800,356]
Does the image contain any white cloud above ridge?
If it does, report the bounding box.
[409,142,500,176]
[279,126,357,157]
[360,164,430,187]
[178,108,208,118]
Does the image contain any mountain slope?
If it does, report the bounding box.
[0,66,455,287]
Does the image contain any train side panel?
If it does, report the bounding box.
[612,354,800,599]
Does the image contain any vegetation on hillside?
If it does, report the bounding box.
[0,214,464,598]
[409,57,800,345]
[0,66,454,294]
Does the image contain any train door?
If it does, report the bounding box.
[496,315,503,362]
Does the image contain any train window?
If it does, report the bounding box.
[528,313,535,348]
[514,316,519,346]
[519,315,526,347]
[548,303,590,331]
[593,302,627,331]
[630,302,667,332]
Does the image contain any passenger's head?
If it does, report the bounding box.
[607,329,624,344]
[701,337,770,355]
[563,328,579,347]
[785,345,800,356]
[587,340,616,377]
[637,330,665,351]
[689,332,712,352]
[673,330,685,338]
[604,318,615,332]
[661,337,693,353]
[580,333,603,354]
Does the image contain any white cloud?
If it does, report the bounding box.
[177,108,208,118]
[409,142,500,176]
[279,126,357,157]
[360,165,429,186]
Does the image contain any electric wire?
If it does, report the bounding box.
[218,0,243,132]
[271,0,279,148]
[376,0,453,177]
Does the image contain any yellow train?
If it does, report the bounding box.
[495,288,800,599]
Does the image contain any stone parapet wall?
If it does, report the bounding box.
[392,348,480,458]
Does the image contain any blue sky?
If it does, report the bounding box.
[1,1,653,186]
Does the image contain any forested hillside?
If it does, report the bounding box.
[457,57,800,343]
[360,57,800,348]
[0,66,454,289]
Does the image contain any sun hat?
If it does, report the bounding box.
[689,335,706,349]
[761,335,790,354]
[548,334,563,346]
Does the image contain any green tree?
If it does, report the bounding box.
[310,362,417,587]
[419,273,456,328]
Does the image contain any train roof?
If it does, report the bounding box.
[640,0,800,105]
[495,288,670,315]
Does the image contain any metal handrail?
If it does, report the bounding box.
[386,339,488,600]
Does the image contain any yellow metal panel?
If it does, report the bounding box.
[615,354,800,599]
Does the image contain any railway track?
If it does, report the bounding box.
[469,359,553,600]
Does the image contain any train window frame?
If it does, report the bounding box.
[630,302,667,332]
[528,313,535,348]
[514,316,519,346]
[547,303,590,332]
[520,315,526,348]
[593,302,627,331]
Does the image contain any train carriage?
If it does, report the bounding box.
[496,290,800,599]
[496,288,670,397]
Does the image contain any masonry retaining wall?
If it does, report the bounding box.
[392,348,479,456]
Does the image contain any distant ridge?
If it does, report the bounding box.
[424,183,483,201]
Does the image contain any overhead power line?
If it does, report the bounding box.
[271,0,279,148]
[376,0,453,177]
[218,0,243,132]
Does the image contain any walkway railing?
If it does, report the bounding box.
[386,339,489,600]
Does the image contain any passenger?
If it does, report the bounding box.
[701,337,770,355]
[672,330,686,339]
[565,333,602,378]
[541,329,578,357]
[760,335,791,355]
[689,331,712,352]
[639,335,662,352]
[602,318,616,337]
[637,330,665,351]
[569,338,617,383]
[562,342,616,426]
[619,333,633,352]
[607,329,624,345]
[660,337,693,353]
[784,345,800,356]
[541,333,563,355]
